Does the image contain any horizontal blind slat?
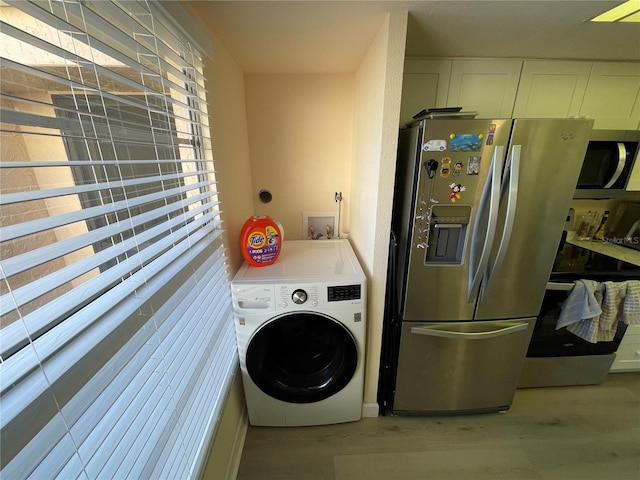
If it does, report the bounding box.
[0,106,196,147]
[7,0,198,98]
[9,224,223,357]
[0,19,195,106]
[0,158,214,168]
[0,234,225,470]
[1,211,221,316]
[0,193,217,280]
[68,243,227,472]
[0,179,216,241]
[62,251,222,434]
[182,334,238,476]
[64,254,227,469]
[0,169,210,205]
[0,57,198,128]
[33,229,222,378]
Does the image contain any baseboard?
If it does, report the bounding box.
[361,402,379,418]
[228,408,249,480]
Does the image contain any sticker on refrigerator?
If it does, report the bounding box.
[453,161,463,177]
[449,183,465,203]
[467,156,481,175]
[423,139,447,152]
[440,157,452,178]
[486,124,497,145]
[449,134,483,152]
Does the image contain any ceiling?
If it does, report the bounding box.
[184,1,640,73]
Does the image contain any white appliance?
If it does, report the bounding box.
[231,240,366,426]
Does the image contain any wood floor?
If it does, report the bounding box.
[236,373,640,479]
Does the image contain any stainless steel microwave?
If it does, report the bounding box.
[573,129,640,199]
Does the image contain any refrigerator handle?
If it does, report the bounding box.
[547,281,575,291]
[410,322,528,340]
[482,145,521,299]
[467,145,504,303]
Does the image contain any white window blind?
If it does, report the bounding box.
[0,1,238,478]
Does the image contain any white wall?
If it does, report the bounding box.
[350,11,407,414]
[244,74,354,239]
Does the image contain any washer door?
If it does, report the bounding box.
[246,312,358,404]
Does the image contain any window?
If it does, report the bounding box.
[0,1,236,478]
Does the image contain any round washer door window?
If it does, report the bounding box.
[246,312,358,404]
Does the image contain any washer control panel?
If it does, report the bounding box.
[273,282,364,310]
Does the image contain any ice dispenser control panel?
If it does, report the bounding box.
[425,205,471,265]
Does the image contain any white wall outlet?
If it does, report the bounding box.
[303,212,338,240]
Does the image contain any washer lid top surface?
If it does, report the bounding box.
[233,239,364,284]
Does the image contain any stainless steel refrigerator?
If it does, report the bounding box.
[388,117,593,415]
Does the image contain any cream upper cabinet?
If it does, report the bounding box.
[513,61,592,118]
[579,62,640,130]
[446,60,522,118]
[400,58,452,126]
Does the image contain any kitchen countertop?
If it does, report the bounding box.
[566,231,640,267]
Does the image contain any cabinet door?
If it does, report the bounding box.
[400,58,452,126]
[610,325,640,372]
[513,61,592,118]
[579,62,640,130]
[447,60,522,118]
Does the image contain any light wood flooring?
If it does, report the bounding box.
[236,372,640,479]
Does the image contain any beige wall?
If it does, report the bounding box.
[350,11,407,412]
[244,74,353,239]
[199,30,256,275]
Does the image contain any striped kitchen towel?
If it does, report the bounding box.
[615,280,640,325]
[600,280,640,328]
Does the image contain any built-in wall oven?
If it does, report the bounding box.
[518,239,640,388]
[573,130,640,199]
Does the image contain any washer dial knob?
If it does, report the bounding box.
[291,289,308,305]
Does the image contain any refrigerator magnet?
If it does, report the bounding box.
[423,139,447,152]
[450,134,482,152]
[467,156,480,175]
[486,124,497,145]
[453,161,463,176]
[440,157,452,178]
[449,183,466,203]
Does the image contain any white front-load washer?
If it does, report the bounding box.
[231,239,366,427]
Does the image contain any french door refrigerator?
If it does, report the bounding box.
[387,117,593,415]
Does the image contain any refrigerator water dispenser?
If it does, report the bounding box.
[426,205,471,264]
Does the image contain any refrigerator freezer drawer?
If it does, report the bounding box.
[392,318,535,415]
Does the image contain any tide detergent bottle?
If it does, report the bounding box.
[240,215,283,267]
